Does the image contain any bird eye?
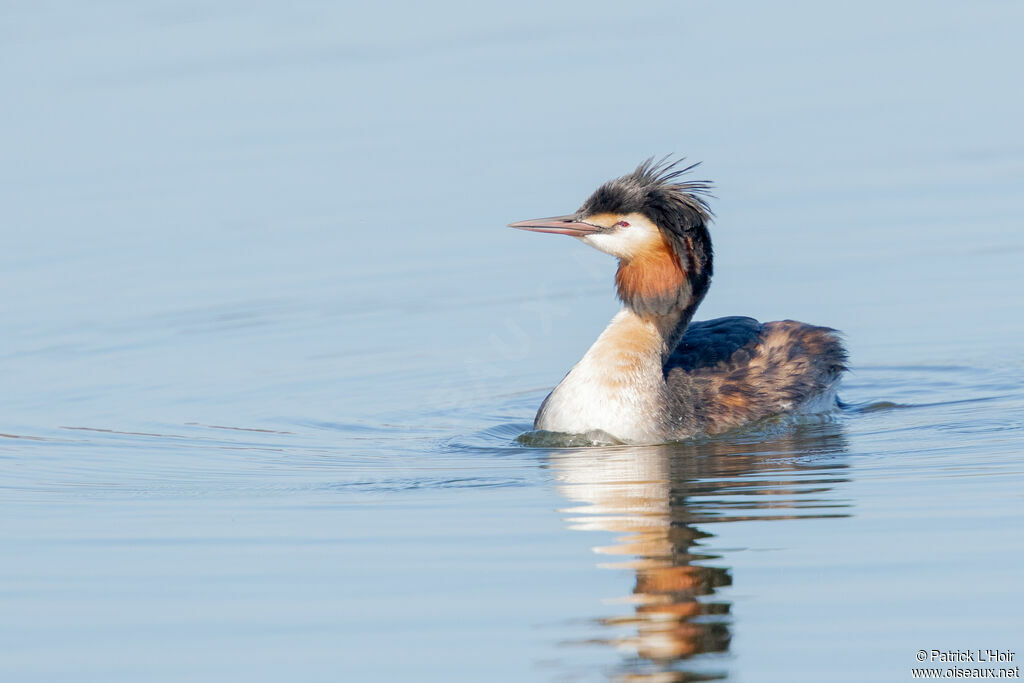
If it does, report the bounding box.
[615,220,630,228]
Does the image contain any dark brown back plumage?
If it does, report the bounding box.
[663,317,848,436]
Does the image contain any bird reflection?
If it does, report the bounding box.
[547,422,850,681]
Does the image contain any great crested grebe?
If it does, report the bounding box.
[509,158,848,444]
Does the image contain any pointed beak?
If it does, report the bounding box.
[507,214,601,237]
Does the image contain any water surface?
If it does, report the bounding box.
[2,2,1023,681]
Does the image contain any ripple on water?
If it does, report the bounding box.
[1,417,544,502]
[442,422,536,451]
[2,353,1022,682]
[321,477,528,494]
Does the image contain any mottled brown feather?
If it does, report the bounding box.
[664,318,847,437]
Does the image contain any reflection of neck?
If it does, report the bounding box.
[552,446,731,662]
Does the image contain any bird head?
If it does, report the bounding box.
[509,157,715,317]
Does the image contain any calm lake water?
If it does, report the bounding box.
[2,2,1023,681]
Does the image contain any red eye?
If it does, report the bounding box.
[616,220,630,227]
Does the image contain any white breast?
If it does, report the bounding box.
[535,309,667,444]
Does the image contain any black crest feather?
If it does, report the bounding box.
[577,155,714,238]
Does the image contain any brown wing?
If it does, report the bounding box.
[665,318,848,435]
[667,316,764,372]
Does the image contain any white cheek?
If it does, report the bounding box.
[581,232,631,258]
[581,220,659,258]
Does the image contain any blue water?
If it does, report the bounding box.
[2,2,1023,681]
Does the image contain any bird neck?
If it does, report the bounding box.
[535,299,697,443]
[614,239,705,351]
[596,307,688,368]
[535,308,672,443]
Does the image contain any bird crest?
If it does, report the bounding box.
[577,155,714,239]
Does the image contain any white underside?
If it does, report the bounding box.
[537,375,663,444]
[536,310,666,444]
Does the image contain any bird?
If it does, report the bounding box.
[508,157,848,445]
